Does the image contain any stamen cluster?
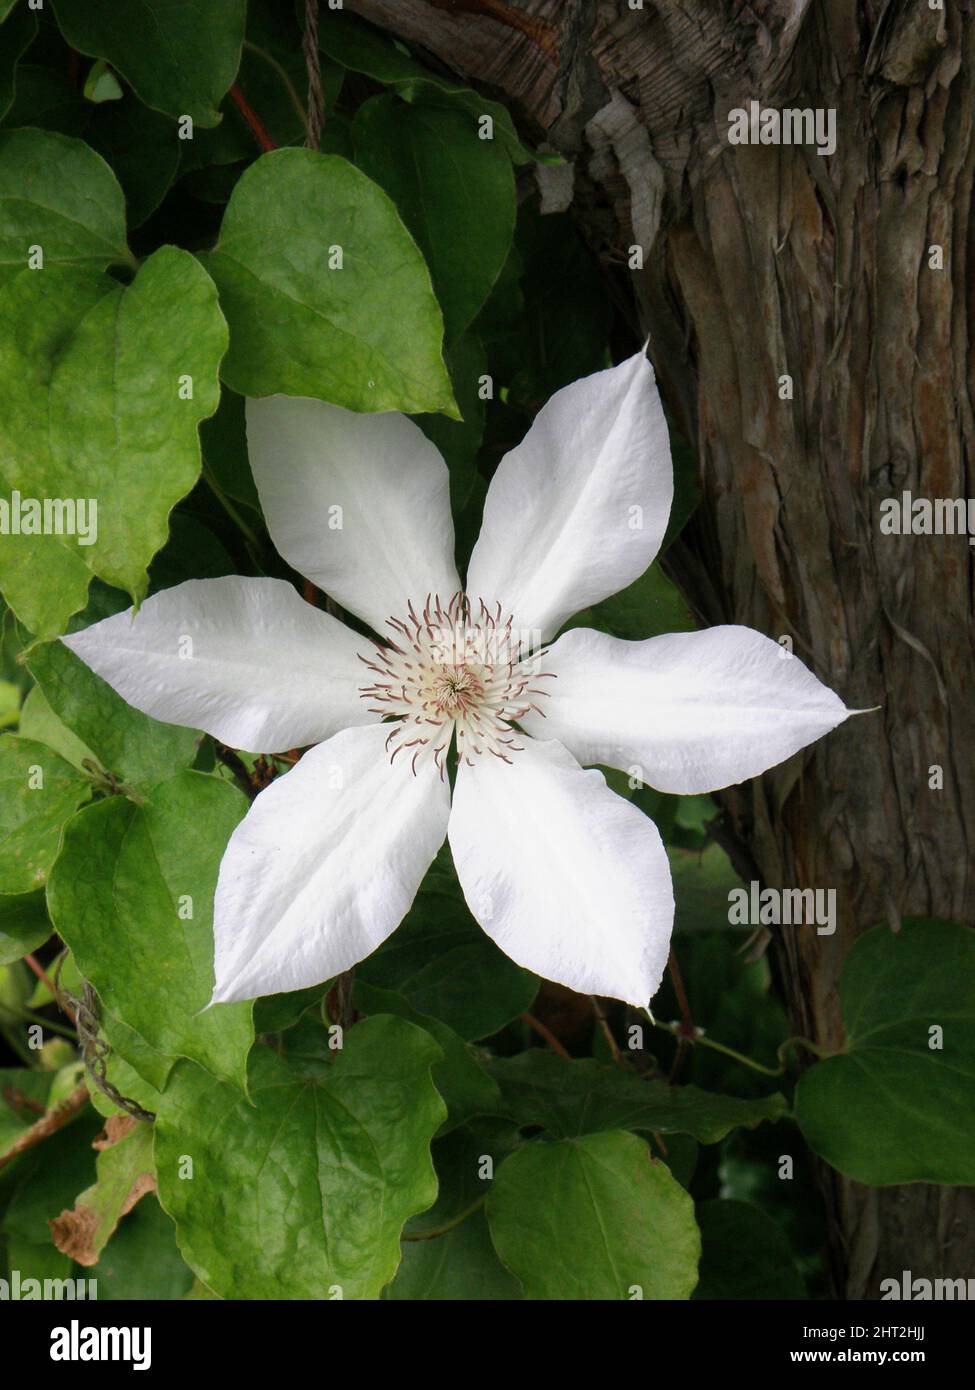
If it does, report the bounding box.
[357,592,554,775]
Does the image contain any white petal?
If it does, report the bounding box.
[465,351,672,640]
[447,737,673,1007]
[522,625,852,793]
[211,723,450,1003]
[62,576,372,753]
[246,395,460,635]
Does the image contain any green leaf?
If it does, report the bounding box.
[487,1130,700,1299]
[17,684,97,772]
[416,330,487,513]
[353,982,501,1133]
[0,890,52,965]
[0,269,104,635]
[50,0,246,127]
[795,918,975,1185]
[2,1108,102,1244]
[693,1199,806,1300]
[46,771,254,1091]
[669,841,744,933]
[0,64,88,138]
[252,983,328,1036]
[0,128,130,275]
[0,678,18,729]
[2,1234,74,1288]
[0,2,36,123]
[200,387,259,510]
[568,561,696,642]
[99,1004,173,1095]
[353,94,515,341]
[45,245,227,601]
[85,97,182,228]
[0,735,90,894]
[27,639,198,793]
[155,1016,445,1299]
[148,514,235,592]
[359,887,537,1041]
[317,11,540,164]
[0,1067,55,1151]
[506,206,612,405]
[89,1194,194,1300]
[488,1051,788,1144]
[201,148,456,415]
[83,59,123,104]
[0,248,226,634]
[388,1208,521,1300]
[50,1118,155,1266]
[404,1116,519,1238]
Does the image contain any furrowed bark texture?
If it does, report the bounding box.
[349,0,975,1297]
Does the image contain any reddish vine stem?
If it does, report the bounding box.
[23,954,76,1026]
[521,1010,571,1059]
[590,996,625,1067]
[667,949,695,1083]
[229,83,277,152]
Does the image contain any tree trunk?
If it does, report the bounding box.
[349,0,975,1298]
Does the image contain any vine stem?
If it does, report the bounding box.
[24,954,76,1025]
[642,1010,790,1079]
[229,83,277,152]
[666,948,694,1082]
[590,996,625,1067]
[521,1010,571,1059]
[778,1035,833,1065]
[202,465,264,554]
[243,40,310,136]
[302,0,325,151]
[402,1195,486,1242]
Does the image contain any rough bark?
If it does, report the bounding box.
[348,0,975,1298]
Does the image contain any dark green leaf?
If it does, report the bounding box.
[693,1198,806,1300]
[2,1107,101,1243]
[317,11,540,164]
[488,1050,788,1144]
[795,918,975,1185]
[388,1208,520,1300]
[0,1067,55,1152]
[90,1194,194,1299]
[416,329,486,513]
[50,0,245,126]
[353,981,502,1132]
[85,97,182,228]
[0,2,36,123]
[353,93,515,340]
[359,888,537,1041]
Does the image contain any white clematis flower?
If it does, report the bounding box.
[63,352,852,1009]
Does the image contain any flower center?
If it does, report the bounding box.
[357,592,553,776]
